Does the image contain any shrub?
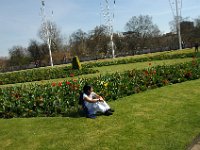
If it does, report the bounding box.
[0,66,98,85]
[72,56,82,70]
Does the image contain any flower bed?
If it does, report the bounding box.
[0,58,199,118]
[0,66,98,85]
[82,52,195,68]
[87,58,200,100]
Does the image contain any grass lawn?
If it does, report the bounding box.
[78,48,194,64]
[55,48,194,67]
[94,57,193,74]
[0,79,200,150]
[0,57,194,88]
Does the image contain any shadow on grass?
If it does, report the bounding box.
[0,108,107,119]
[66,109,106,119]
[65,109,87,118]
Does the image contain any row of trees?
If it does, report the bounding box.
[1,15,200,71]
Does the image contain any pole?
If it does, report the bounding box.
[48,37,53,67]
[102,0,115,58]
[47,23,54,67]
[111,33,115,58]
[41,0,54,66]
[112,0,115,58]
[175,0,182,50]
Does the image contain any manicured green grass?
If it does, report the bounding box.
[0,79,200,150]
[0,57,194,88]
[94,57,193,74]
[79,48,194,64]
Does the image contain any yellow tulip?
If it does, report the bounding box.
[104,83,108,87]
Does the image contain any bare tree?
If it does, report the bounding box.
[169,16,185,33]
[27,40,50,67]
[38,20,63,52]
[9,46,30,66]
[69,29,88,57]
[125,15,161,38]
[28,40,41,61]
[87,26,110,57]
[125,15,161,50]
[194,16,200,28]
[0,57,8,71]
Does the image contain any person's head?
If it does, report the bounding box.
[83,85,93,95]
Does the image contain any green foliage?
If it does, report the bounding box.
[0,59,200,118]
[0,66,98,85]
[0,80,81,118]
[82,52,196,68]
[72,56,82,70]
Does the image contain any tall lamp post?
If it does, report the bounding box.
[101,0,116,58]
[169,0,182,50]
[40,0,54,66]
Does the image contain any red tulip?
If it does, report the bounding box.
[70,73,75,77]
[58,82,62,87]
[73,79,77,82]
[52,82,56,87]
[66,81,71,85]
[144,70,149,76]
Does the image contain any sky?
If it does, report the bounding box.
[0,0,200,57]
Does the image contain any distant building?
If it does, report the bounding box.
[180,21,194,34]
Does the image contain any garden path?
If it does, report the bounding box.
[188,135,200,150]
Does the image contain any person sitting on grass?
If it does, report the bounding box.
[81,84,114,119]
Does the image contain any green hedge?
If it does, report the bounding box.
[0,58,199,118]
[82,52,196,68]
[0,66,98,85]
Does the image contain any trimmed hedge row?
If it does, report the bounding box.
[82,52,196,68]
[0,52,196,85]
[0,58,199,118]
[0,67,98,85]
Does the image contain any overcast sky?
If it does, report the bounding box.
[0,0,200,57]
